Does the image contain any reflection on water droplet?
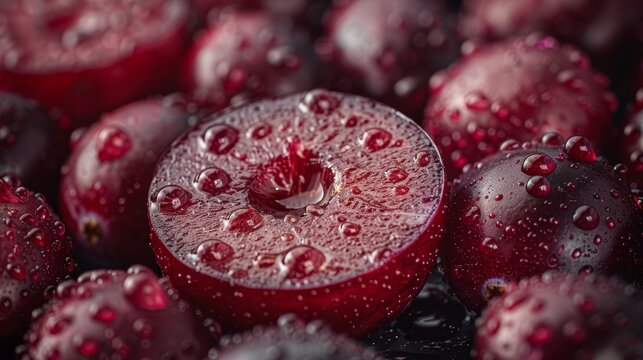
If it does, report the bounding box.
[521,153,557,176]
[359,128,392,152]
[282,245,326,279]
[97,126,131,162]
[200,124,239,155]
[123,273,168,311]
[197,240,234,267]
[225,208,264,233]
[194,167,231,196]
[154,185,192,215]
[572,205,599,230]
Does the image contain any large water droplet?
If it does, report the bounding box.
[197,240,234,267]
[564,136,596,163]
[339,222,361,237]
[26,228,47,248]
[282,245,325,279]
[572,205,599,230]
[414,151,431,167]
[194,167,231,196]
[522,153,557,176]
[526,176,551,198]
[200,124,239,155]
[154,185,192,215]
[299,90,340,114]
[385,168,408,183]
[123,273,168,311]
[359,128,392,152]
[247,123,272,140]
[225,208,264,233]
[463,206,481,224]
[97,126,131,162]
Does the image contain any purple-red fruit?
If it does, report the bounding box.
[24,266,220,360]
[0,0,190,125]
[423,34,616,178]
[148,89,447,335]
[212,315,381,360]
[60,97,195,268]
[0,92,70,200]
[459,0,640,61]
[318,0,458,120]
[0,179,74,342]
[181,11,316,111]
[476,273,643,359]
[619,89,643,191]
[442,134,642,312]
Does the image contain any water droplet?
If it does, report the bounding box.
[7,263,25,280]
[527,324,552,346]
[385,168,408,183]
[359,128,392,152]
[522,153,557,176]
[222,66,247,93]
[572,205,599,230]
[339,222,361,237]
[571,248,582,259]
[46,214,59,232]
[395,186,410,195]
[194,167,231,196]
[123,273,168,311]
[369,247,392,264]
[564,136,596,163]
[463,206,481,224]
[225,208,264,233]
[539,132,564,146]
[247,123,272,140]
[154,186,192,215]
[26,228,46,248]
[526,176,551,198]
[200,124,239,155]
[92,305,117,323]
[605,216,616,229]
[414,151,432,167]
[282,246,325,279]
[299,90,340,114]
[0,297,11,313]
[197,240,234,267]
[481,237,498,254]
[464,92,490,111]
[573,294,595,313]
[305,204,325,216]
[97,126,131,162]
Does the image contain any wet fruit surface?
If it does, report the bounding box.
[423,34,616,178]
[60,97,195,268]
[148,89,447,335]
[458,0,640,62]
[318,0,458,120]
[182,11,316,112]
[0,179,74,342]
[24,266,219,359]
[212,314,381,359]
[0,92,70,200]
[476,273,643,359]
[619,88,643,191]
[0,0,190,125]
[442,134,642,311]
